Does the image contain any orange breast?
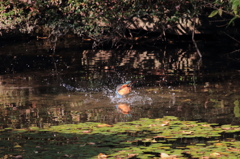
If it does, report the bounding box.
[117,86,131,96]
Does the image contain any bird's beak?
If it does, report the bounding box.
[128,81,136,86]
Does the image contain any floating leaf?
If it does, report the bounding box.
[97,153,108,159]
[82,130,92,133]
[210,152,221,157]
[97,124,113,128]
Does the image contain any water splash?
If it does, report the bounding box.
[109,91,153,105]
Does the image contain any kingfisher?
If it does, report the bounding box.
[115,81,132,98]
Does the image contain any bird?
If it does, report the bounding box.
[115,81,132,98]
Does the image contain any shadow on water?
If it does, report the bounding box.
[0,37,239,129]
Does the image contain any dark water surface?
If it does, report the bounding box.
[0,38,240,129]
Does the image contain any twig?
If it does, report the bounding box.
[223,49,240,55]
[223,31,240,44]
[192,17,202,58]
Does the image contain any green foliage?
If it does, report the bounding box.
[230,0,240,15]
[0,0,239,44]
[209,0,240,26]
[0,0,193,39]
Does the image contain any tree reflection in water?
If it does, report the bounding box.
[0,39,239,129]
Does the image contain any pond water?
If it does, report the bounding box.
[0,37,240,129]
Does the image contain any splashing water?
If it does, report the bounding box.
[109,90,153,105]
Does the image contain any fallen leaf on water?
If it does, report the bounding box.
[88,142,95,145]
[210,152,221,157]
[215,143,225,146]
[160,152,178,159]
[128,153,138,158]
[82,130,92,133]
[182,131,193,134]
[227,147,240,152]
[221,127,232,130]
[97,124,113,127]
[98,153,108,159]
[201,124,210,127]
[161,121,170,126]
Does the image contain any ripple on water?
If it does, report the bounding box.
[109,91,153,105]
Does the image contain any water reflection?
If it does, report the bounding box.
[116,103,131,114]
[0,39,240,129]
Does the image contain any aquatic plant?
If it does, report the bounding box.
[1,116,240,158]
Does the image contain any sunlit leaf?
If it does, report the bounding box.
[208,10,219,17]
[218,8,223,16]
